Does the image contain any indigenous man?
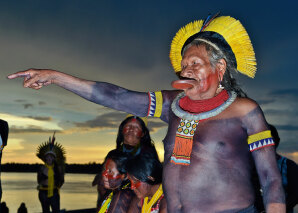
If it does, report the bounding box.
[36,132,65,213]
[8,14,285,212]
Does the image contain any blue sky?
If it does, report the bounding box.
[0,0,297,163]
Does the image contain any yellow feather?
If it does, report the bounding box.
[169,16,257,78]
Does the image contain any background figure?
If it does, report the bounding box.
[0,119,9,202]
[269,124,298,213]
[116,115,159,159]
[94,115,159,209]
[0,201,9,213]
[36,132,66,213]
[17,202,28,213]
[97,149,135,213]
[127,152,166,213]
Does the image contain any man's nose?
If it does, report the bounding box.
[180,67,193,78]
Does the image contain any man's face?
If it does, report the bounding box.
[122,119,144,147]
[45,154,55,165]
[128,174,151,199]
[180,45,219,100]
[102,159,123,190]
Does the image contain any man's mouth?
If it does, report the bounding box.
[171,77,197,90]
[178,76,196,81]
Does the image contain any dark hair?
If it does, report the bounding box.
[182,40,247,98]
[268,124,280,149]
[116,116,156,151]
[104,149,130,174]
[126,152,162,185]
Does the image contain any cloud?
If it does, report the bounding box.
[147,119,168,132]
[257,98,276,105]
[10,126,62,134]
[73,112,168,133]
[74,112,126,129]
[269,89,298,98]
[25,116,52,121]
[23,103,33,109]
[38,101,46,105]
[0,113,62,133]
[275,124,298,131]
[14,99,26,103]
[263,109,297,117]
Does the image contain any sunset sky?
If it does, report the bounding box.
[1,0,297,164]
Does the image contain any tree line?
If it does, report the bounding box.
[1,162,102,174]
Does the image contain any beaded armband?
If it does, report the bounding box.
[247,130,275,152]
[147,91,163,118]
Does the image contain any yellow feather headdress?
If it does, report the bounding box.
[169,15,257,78]
[36,132,66,166]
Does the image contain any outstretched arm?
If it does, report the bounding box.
[8,69,149,116]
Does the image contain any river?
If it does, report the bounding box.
[1,172,97,213]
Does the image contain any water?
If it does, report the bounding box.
[1,172,297,213]
[1,172,97,213]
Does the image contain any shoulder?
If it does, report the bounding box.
[231,97,260,116]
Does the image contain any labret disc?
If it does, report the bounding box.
[171,80,195,90]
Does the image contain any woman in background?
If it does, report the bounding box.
[127,152,166,213]
[98,149,135,213]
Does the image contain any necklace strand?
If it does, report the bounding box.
[171,91,237,120]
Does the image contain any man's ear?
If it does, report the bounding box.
[216,59,227,81]
[147,176,155,182]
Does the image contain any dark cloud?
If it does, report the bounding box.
[10,125,62,134]
[263,109,297,117]
[14,99,26,103]
[147,119,168,132]
[74,112,168,132]
[23,104,33,109]
[277,140,298,154]
[26,116,52,121]
[275,124,298,131]
[268,89,298,98]
[38,101,46,105]
[257,98,276,105]
[74,112,126,129]
[269,124,298,153]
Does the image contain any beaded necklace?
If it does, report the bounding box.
[171,90,237,120]
[170,90,237,165]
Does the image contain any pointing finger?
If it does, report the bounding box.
[7,71,31,79]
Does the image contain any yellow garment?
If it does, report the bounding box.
[142,184,163,213]
[45,164,54,198]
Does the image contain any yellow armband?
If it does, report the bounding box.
[247,130,274,152]
[147,91,163,118]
